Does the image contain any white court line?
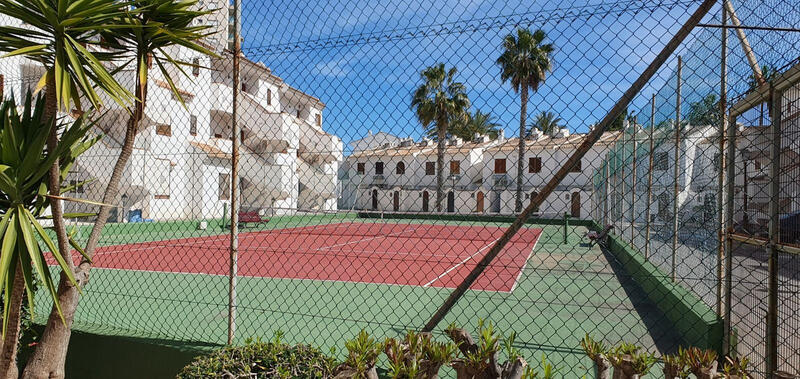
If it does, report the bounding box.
[422,238,499,287]
[508,232,541,293]
[315,226,420,251]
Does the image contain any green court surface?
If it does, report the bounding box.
[38,214,680,377]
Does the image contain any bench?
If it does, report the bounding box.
[237,210,269,227]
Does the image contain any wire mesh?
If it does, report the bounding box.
[0,0,799,376]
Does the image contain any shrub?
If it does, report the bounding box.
[177,333,337,378]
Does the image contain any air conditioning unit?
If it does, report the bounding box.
[493,175,509,188]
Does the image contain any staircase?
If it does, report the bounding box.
[297,156,336,210]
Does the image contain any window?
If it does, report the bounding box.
[528,157,542,173]
[0,74,4,98]
[68,179,84,194]
[315,113,322,127]
[425,162,436,175]
[267,89,272,105]
[754,160,762,170]
[570,159,582,173]
[450,160,460,175]
[189,115,197,136]
[357,162,365,175]
[375,161,384,175]
[219,173,230,200]
[396,162,405,175]
[296,109,301,118]
[494,159,507,174]
[192,58,200,77]
[654,152,669,171]
[156,123,172,137]
[153,159,171,199]
[241,82,247,92]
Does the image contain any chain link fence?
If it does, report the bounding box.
[1,0,799,376]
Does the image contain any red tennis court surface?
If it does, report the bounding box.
[77,223,542,292]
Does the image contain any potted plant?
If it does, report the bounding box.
[335,330,383,378]
[580,334,611,379]
[384,330,458,378]
[662,348,689,378]
[445,320,531,379]
[684,347,718,379]
[721,356,750,379]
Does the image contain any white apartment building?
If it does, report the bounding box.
[343,129,622,219]
[0,4,342,222]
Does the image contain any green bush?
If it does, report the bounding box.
[177,334,337,378]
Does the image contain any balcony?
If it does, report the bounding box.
[297,118,343,164]
[210,83,297,151]
[298,157,337,198]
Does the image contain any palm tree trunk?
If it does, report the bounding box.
[436,124,446,212]
[515,86,528,212]
[0,263,26,379]
[23,72,147,379]
[18,73,78,379]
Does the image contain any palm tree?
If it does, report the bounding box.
[0,1,130,376]
[497,28,554,212]
[528,111,562,136]
[411,63,470,212]
[18,1,213,377]
[450,110,500,141]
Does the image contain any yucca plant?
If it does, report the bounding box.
[336,330,383,379]
[0,93,99,378]
[384,331,458,379]
[662,347,690,379]
[0,0,216,376]
[722,356,750,379]
[580,334,611,379]
[684,347,718,379]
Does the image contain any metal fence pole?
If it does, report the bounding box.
[645,95,655,260]
[631,117,638,243]
[620,128,626,235]
[672,56,682,281]
[716,1,728,316]
[723,113,737,356]
[228,0,242,346]
[604,153,609,227]
[766,85,782,378]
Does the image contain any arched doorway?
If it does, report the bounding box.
[571,192,581,218]
[491,191,501,213]
[476,191,484,213]
[530,191,539,212]
[447,192,455,213]
[422,191,429,212]
[371,189,378,210]
[393,191,400,211]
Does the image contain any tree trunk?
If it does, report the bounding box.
[23,71,147,379]
[436,124,446,212]
[515,86,528,213]
[592,355,611,379]
[18,73,77,379]
[0,263,26,379]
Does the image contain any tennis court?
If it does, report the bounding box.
[33,215,679,377]
[65,222,542,293]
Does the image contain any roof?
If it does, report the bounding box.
[349,143,436,158]
[416,139,500,156]
[486,131,622,153]
[189,141,231,160]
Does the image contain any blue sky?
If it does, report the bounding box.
[234,0,797,152]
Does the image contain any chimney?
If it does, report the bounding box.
[528,128,543,140]
[474,133,489,143]
[367,129,373,136]
[498,129,505,142]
